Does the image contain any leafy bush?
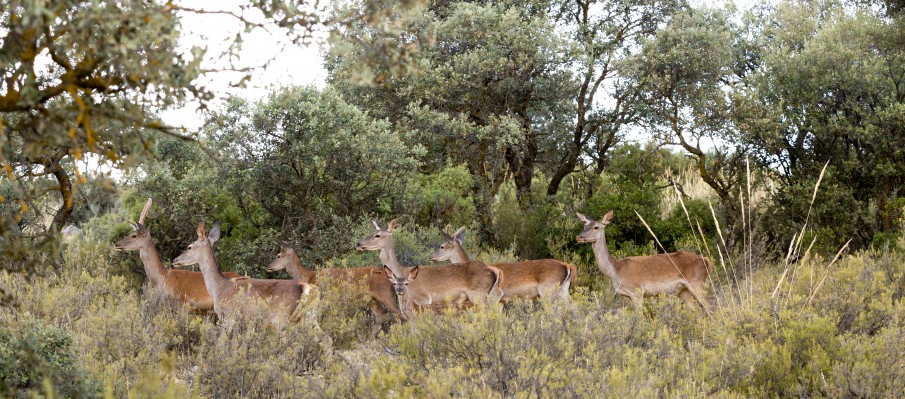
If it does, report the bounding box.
[2,225,905,398]
[0,315,100,398]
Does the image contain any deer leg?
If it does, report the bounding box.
[373,291,404,322]
[367,299,388,336]
[465,290,488,307]
[556,280,571,301]
[678,289,699,310]
[686,282,712,315]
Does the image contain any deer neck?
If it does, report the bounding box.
[450,242,470,264]
[288,254,316,282]
[197,243,230,300]
[379,237,404,276]
[591,234,620,283]
[138,241,168,286]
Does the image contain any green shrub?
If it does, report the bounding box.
[190,298,329,399]
[0,315,100,398]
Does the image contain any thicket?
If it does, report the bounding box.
[0,231,903,397]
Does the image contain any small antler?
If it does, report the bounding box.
[138,198,153,224]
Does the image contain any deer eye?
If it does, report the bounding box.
[593,226,599,230]
[277,254,281,258]
[131,234,136,238]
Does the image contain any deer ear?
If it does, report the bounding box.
[387,218,398,232]
[408,266,419,280]
[372,220,382,231]
[197,221,206,239]
[383,266,395,279]
[576,212,591,224]
[602,210,614,224]
[130,221,139,230]
[208,224,221,244]
[453,226,466,243]
[279,240,292,251]
[440,229,453,241]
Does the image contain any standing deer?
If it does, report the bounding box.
[114,198,240,311]
[430,227,576,302]
[576,210,712,313]
[173,222,316,324]
[355,219,503,318]
[266,241,403,326]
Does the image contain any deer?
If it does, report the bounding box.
[114,198,241,311]
[576,210,712,314]
[172,221,317,324]
[429,227,576,302]
[355,219,503,318]
[266,241,403,326]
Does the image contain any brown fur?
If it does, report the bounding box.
[576,210,712,313]
[492,260,575,301]
[157,268,242,310]
[386,262,503,313]
[430,228,575,302]
[173,222,316,323]
[266,243,402,322]
[114,198,240,312]
[356,219,503,319]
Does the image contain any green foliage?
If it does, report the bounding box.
[191,299,329,399]
[408,164,476,228]
[0,315,100,398]
[3,229,905,397]
[735,2,905,249]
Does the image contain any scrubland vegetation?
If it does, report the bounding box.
[1,227,904,397]
[3,0,905,397]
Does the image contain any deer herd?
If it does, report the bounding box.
[115,198,714,327]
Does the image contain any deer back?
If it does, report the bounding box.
[492,259,574,300]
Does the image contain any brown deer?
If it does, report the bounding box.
[114,198,240,311]
[576,210,712,313]
[429,227,576,302]
[355,219,503,318]
[173,222,316,324]
[266,241,403,324]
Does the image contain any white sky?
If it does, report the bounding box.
[161,0,755,135]
[161,1,329,132]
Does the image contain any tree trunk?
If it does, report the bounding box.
[546,149,578,198]
[35,147,73,232]
[505,140,537,209]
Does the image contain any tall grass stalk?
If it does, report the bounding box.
[672,184,732,320]
[773,161,830,311]
[708,201,745,307]
[803,239,852,310]
[634,210,712,318]
[745,157,754,309]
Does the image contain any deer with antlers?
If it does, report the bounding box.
[114,198,241,311]
[356,219,503,318]
[576,210,712,313]
[430,227,576,302]
[173,222,317,324]
[266,241,403,326]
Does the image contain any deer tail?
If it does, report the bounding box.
[487,266,504,303]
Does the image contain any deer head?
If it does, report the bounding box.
[429,226,466,262]
[115,198,154,251]
[355,219,397,251]
[266,241,296,273]
[575,210,614,243]
[383,265,419,296]
[172,222,221,267]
